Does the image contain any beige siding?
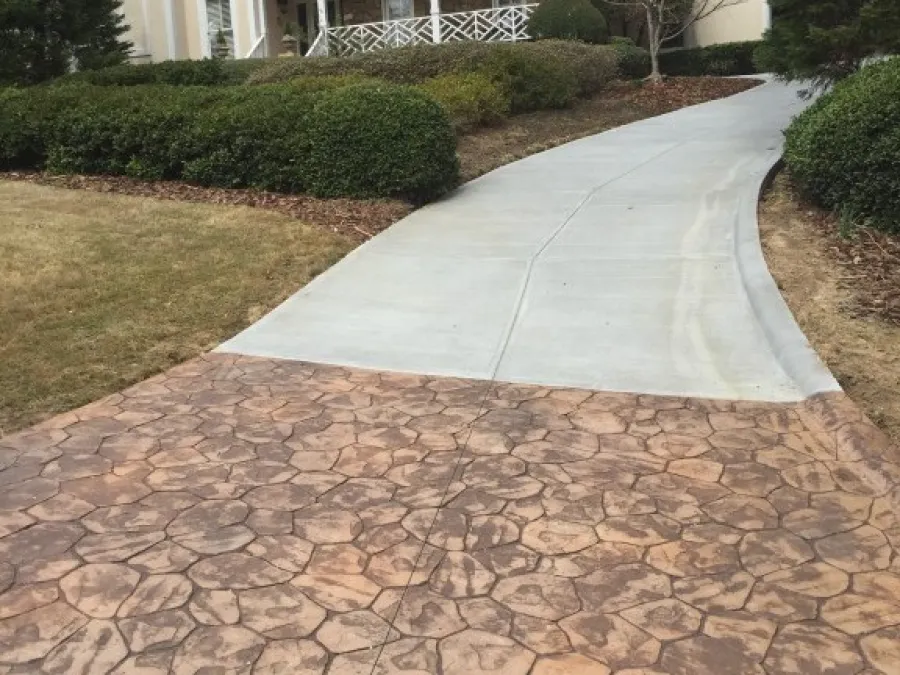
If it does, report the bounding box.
[118,0,267,61]
[121,0,172,62]
[685,0,769,48]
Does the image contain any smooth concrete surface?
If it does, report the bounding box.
[219,80,840,401]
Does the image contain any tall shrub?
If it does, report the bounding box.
[755,0,900,89]
[305,84,459,202]
[0,0,131,85]
[528,0,609,44]
[784,60,900,232]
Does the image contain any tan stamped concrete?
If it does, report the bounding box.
[1,353,899,674]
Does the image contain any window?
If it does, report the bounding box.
[383,0,414,21]
[206,0,234,57]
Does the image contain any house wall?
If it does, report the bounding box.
[684,0,769,48]
[119,0,266,62]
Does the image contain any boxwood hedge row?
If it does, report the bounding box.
[0,82,459,202]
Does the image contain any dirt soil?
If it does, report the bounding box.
[458,76,762,180]
[759,173,900,443]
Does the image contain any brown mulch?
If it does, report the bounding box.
[776,180,900,325]
[619,76,763,115]
[0,171,412,245]
[825,223,900,325]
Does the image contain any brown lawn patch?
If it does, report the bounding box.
[0,181,355,435]
[759,173,900,443]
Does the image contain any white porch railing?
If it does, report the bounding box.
[245,34,268,59]
[306,4,537,57]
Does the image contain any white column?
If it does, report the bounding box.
[430,0,441,43]
[196,0,211,57]
[164,0,178,59]
[316,0,330,55]
[230,0,243,55]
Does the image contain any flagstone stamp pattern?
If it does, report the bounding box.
[0,354,899,673]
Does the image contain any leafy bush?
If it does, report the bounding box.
[418,73,510,131]
[482,44,579,112]
[528,0,609,45]
[658,41,761,76]
[305,84,459,202]
[783,60,900,233]
[610,37,651,79]
[52,58,266,87]
[0,82,458,202]
[287,73,386,93]
[183,86,323,192]
[44,87,219,179]
[526,39,618,95]
[247,40,618,109]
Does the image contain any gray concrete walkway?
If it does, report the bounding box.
[220,80,838,402]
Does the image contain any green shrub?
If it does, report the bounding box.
[52,58,267,87]
[526,39,618,95]
[610,38,651,79]
[45,86,218,179]
[418,73,510,131]
[784,60,900,233]
[183,86,323,192]
[481,44,579,112]
[528,0,608,45]
[247,40,617,110]
[306,84,459,202]
[658,41,761,76]
[0,88,63,169]
[2,81,458,202]
[287,73,386,93]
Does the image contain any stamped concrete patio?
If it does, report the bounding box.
[1,354,899,673]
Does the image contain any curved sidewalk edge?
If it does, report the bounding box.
[735,156,841,399]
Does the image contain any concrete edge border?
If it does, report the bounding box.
[734,155,842,399]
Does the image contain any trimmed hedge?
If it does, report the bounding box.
[417,73,510,131]
[51,58,268,87]
[0,82,459,202]
[610,36,651,79]
[528,0,608,45]
[658,41,762,76]
[248,40,618,111]
[306,84,459,201]
[784,60,900,233]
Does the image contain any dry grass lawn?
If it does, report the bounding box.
[760,174,900,444]
[0,181,353,435]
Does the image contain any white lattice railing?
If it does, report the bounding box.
[306,4,537,57]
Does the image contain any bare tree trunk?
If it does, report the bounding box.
[646,6,663,83]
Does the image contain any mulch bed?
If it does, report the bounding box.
[795,193,900,324]
[619,76,763,114]
[0,171,412,244]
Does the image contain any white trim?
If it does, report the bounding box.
[247,0,258,44]
[762,0,772,31]
[164,0,178,59]
[429,0,441,42]
[139,0,152,58]
[316,0,330,34]
[230,0,243,55]
[196,0,211,57]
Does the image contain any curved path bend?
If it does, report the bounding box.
[221,79,837,402]
[2,81,900,674]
